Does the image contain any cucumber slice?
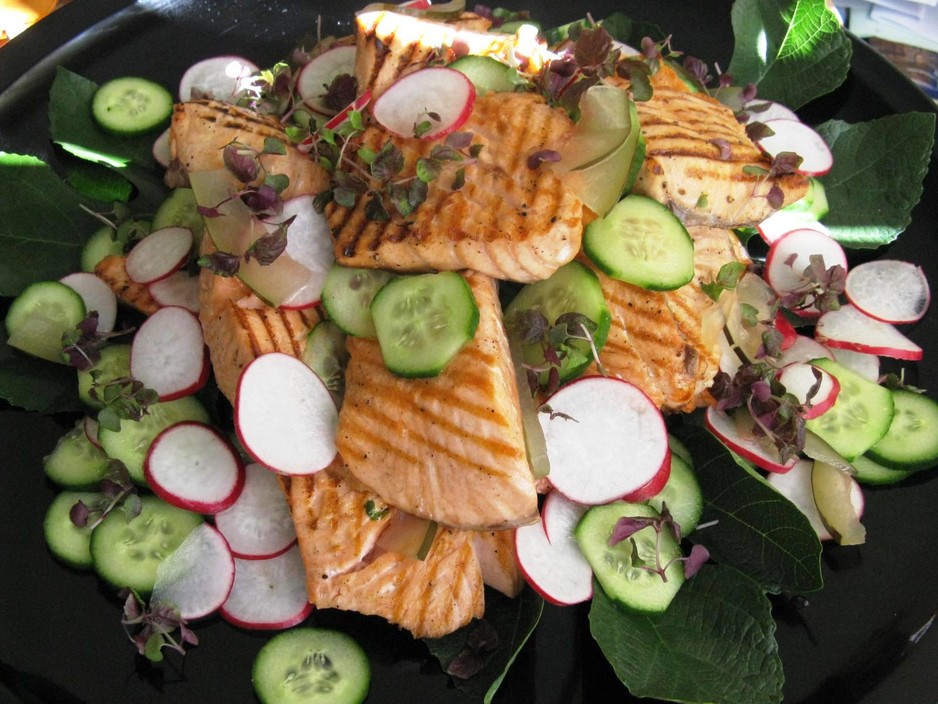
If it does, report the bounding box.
[851,454,913,486]
[647,453,703,535]
[302,320,349,405]
[805,358,895,461]
[97,395,211,485]
[81,219,149,273]
[90,494,203,595]
[448,55,516,94]
[44,490,102,569]
[152,188,205,243]
[252,628,370,704]
[574,501,685,614]
[321,265,396,338]
[77,344,132,409]
[370,272,479,378]
[583,194,694,291]
[866,389,938,471]
[43,421,111,489]
[5,280,86,364]
[92,77,173,136]
[504,260,610,384]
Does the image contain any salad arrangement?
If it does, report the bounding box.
[1,0,937,703]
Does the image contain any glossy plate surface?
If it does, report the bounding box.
[1,1,937,702]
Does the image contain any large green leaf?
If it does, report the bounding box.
[674,423,823,594]
[817,112,936,248]
[0,322,82,414]
[589,565,783,704]
[424,587,543,703]
[0,153,100,297]
[729,0,851,110]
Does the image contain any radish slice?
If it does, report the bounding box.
[322,91,372,132]
[705,407,797,474]
[777,362,840,420]
[295,45,357,115]
[214,463,298,559]
[84,415,101,448]
[220,544,312,629]
[371,67,476,140]
[145,422,246,514]
[757,209,829,246]
[538,376,669,505]
[515,493,593,606]
[125,227,194,285]
[179,55,258,102]
[764,227,847,317]
[766,459,863,542]
[131,306,210,401]
[815,304,923,361]
[755,118,833,176]
[151,523,235,620]
[148,271,201,313]
[774,312,798,351]
[743,99,799,124]
[830,347,880,383]
[265,195,334,310]
[235,352,339,475]
[59,272,117,333]
[775,334,833,367]
[152,127,171,168]
[621,449,671,502]
[844,259,930,324]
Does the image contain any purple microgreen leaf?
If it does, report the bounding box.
[682,544,710,578]
[223,143,260,183]
[527,149,561,169]
[323,73,358,113]
[709,138,732,160]
[197,250,242,277]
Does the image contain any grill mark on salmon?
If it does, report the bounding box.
[328,92,583,283]
[94,255,161,316]
[586,227,748,411]
[627,88,808,228]
[337,271,538,530]
[167,100,329,198]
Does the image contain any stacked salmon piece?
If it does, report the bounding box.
[144,7,808,639]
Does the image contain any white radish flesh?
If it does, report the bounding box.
[743,99,799,124]
[220,544,312,629]
[777,362,840,420]
[295,45,357,115]
[515,494,593,606]
[538,376,669,505]
[844,259,930,324]
[830,347,880,383]
[131,306,209,400]
[757,209,829,245]
[705,407,797,474]
[755,118,833,176]
[815,304,923,361]
[152,127,171,168]
[764,227,847,316]
[235,352,339,475]
[179,55,258,102]
[371,67,475,140]
[214,463,298,559]
[145,421,245,514]
[59,272,117,333]
[125,227,194,285]
[148,270,201,313]
[151,523,235,620]
[775,334,833,367]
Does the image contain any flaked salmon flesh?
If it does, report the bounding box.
[328,91,583,283]
[337,270,539,531]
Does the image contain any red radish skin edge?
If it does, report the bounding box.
[777,363,841,421]
[125,227,194,285]
[755,118,833,176]
[323,91,372,131]
[621,448,672,502]
[219,546,313,630]
[144,422,246,515]
[705,407,796,474]
[844,260,931,325]
[815,305,924,361]
[371,67,476,141]
[130,307,211,402]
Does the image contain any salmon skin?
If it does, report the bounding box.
[327,91,583,283]
[337,270,539,531]
[167,99,329,198]
[283,467,486,639]
[631,88,809,228]
[587,226,749,412]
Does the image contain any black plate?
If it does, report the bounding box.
[2,2,938,703]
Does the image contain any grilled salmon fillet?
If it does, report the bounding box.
[94,255,161,316]
[167,99,329,198]
[587,226,748,412]
[630,88,809,228]
[284,467,486,638]
[337,270,538,530]
[328,91,583,283]
[198,241,320,402]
